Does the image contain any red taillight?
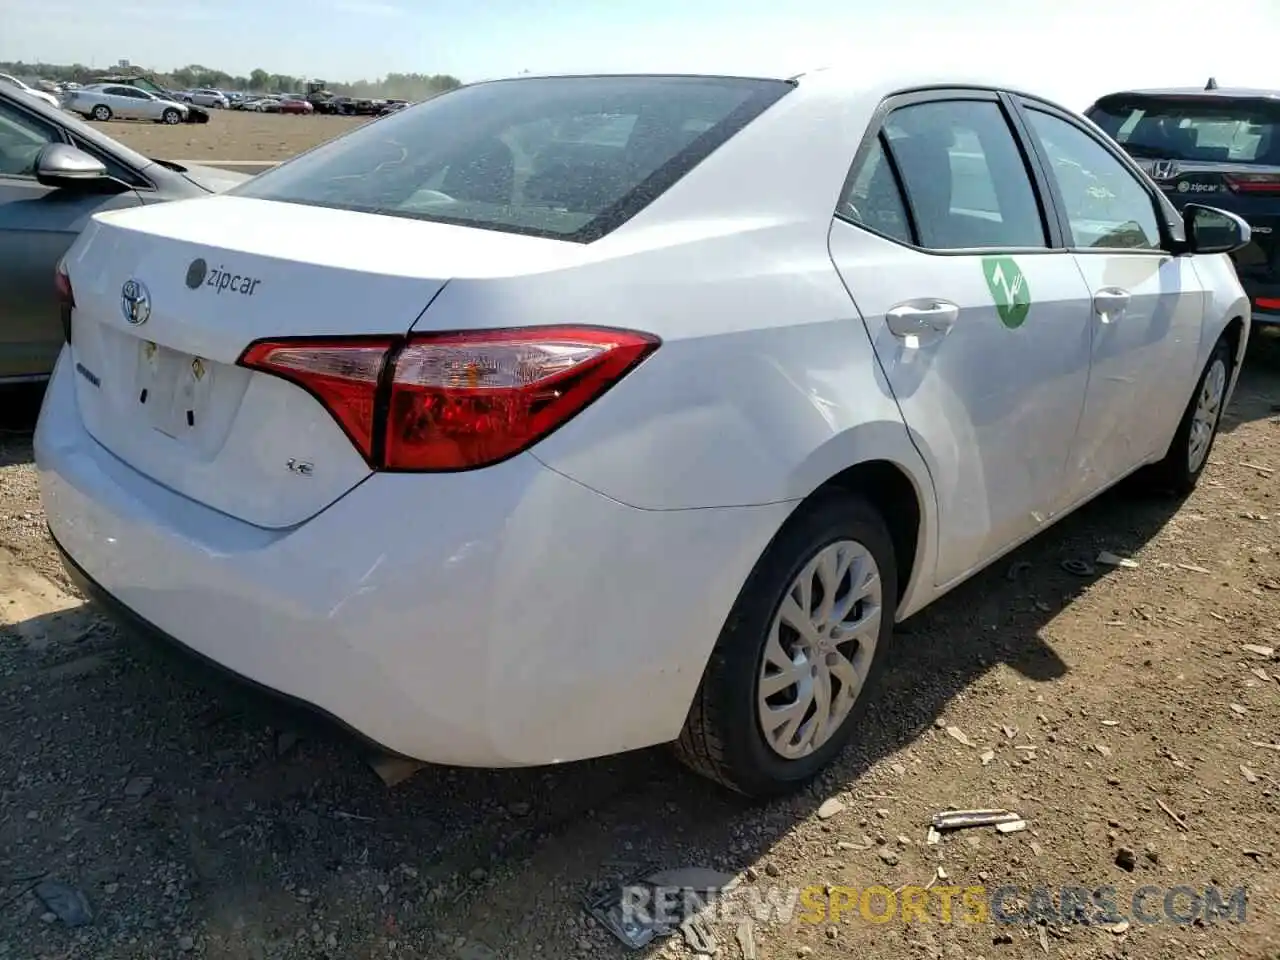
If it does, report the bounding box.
[56,259,75,343]
[1256,297,1280,311]
[238,326,659,471]
[55,259,74,308]
[1224,172,1280,194]
[239,338,396,461]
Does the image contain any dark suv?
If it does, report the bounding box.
[1086,83,1280,327]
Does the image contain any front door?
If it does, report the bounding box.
[0,97,143,380]
[1015,101,1207,503]
[828,92,1096,588]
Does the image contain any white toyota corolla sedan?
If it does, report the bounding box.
[37,68,1251,798]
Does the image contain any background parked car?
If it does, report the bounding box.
[243,97,281,113]
[278,98,314,115]
[1086,81,1280,329]
[65,84,189,124]
[0,73,61,111]
[92,74,210,123]
[0,83,248,382]
[182,88,230,109]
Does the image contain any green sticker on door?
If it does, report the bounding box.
[982,256,1031,329]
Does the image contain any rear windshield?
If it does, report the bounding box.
[1088,95,1280,164]
[233,75,793,242]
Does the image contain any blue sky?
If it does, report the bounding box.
[2,0,1279,109]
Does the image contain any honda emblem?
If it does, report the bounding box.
[1150,159,1179,181]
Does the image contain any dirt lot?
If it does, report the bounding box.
[86,110,367,162]
[2,320,1280,960]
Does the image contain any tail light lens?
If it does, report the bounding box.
[239,338,395,460]
[239,326,659,471]
[1224,172,1280,194]
[55,259,74,307]
[55,259,74,343]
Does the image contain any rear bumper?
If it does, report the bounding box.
[52,529,403,755]
[35,351,789,767]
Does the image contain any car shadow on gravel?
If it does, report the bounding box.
[0,475,1193,956]
[0,384,44,467]
[1220,326,1280,436]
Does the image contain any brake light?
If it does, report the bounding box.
[239,338,396,460]
[238,326,659,471]
[55,259,74,343]
[1224,172,1280,194]
[55,259,74,308]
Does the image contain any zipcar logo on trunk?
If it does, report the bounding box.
[185,257,261,296]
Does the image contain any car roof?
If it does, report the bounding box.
[467,67,1068,109]
[1095,86,1280,101]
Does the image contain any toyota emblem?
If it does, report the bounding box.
[120,278,151,326]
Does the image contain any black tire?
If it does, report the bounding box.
[1144,336,1233,495]
[674,492,898,798]
[161,108,182,125]
[91,104,111,121]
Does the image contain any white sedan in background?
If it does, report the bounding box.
[65,83,189,124]
[38,68,1250,798]
[0,72,61,110]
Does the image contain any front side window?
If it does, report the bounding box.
[0,99,58,177]
[1024,108,1162,251]
[233,75,793,242]
[880,99,1047,250]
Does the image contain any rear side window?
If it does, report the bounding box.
[838,136,913,243]
[1088,95,1280,164]
[234,75,793,242]
[874,100,1047,250]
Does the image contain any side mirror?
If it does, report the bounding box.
[1182,203,1252,255]
[35,143,110,189]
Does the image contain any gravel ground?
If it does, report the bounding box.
[84,110,367,162]
[2,324,1279,960]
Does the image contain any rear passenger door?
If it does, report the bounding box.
[827,90,1095,588]
[1013,100,1206,499]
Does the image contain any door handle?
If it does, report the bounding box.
[1093,287,1130,322]
[885,300,959,339]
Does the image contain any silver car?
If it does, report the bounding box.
[184,88,230,109]
[0,85,248,382]
[65,84,189,124]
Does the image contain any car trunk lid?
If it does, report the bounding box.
[65,195,577,528]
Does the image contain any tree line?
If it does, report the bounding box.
[0,61,462,100]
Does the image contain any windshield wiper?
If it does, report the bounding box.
[149,157,188,172]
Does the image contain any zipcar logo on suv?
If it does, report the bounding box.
[186,257,261,297]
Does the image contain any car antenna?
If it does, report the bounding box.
[1205,76,1219,90]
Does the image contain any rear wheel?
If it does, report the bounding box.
[91,104,111,121]
[1145,337,1232,495]
[674,493,896,798]
[161,108,182,125]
